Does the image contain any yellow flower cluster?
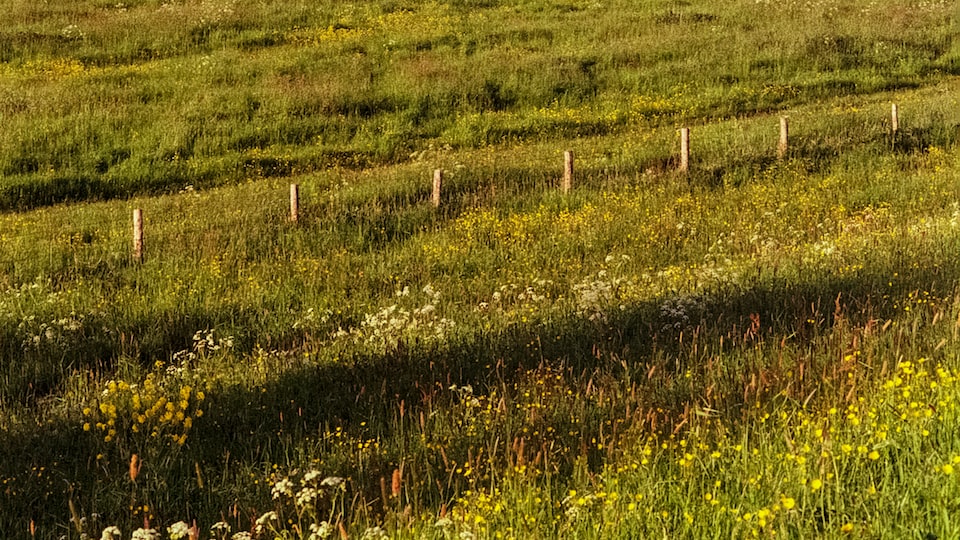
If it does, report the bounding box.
[19,58,87,80]
[82,367,205,447]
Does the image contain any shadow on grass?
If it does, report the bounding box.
[3,251,957,536]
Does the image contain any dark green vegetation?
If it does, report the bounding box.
[1,0,960,538]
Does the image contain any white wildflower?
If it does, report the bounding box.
[100,526,121,540]
[302,469,322,485]
[308,521,334,540]
[320,476,346,489]
[254,511,278,533]
[131,528,159,540]
[167,522,190,540]
[360,526,389,540]
[272,478,294,499]
[296,487,320,507]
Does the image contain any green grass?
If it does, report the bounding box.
[1,0,960,539]
[0,0,956,210]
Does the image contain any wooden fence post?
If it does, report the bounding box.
[432,169,443,207]
[679,127,690,173]
[562,150,574,193]
[778,116,789,159]
[891,103,899,136]
[290,183,299,223]
[132,208,144,264]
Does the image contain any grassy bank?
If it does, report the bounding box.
[1,0,960,538]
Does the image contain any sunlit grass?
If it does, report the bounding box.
[1,0,960,538]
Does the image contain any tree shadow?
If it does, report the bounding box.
[2,250,958,535]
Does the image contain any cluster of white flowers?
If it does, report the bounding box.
[359,526,389,540]
[167,521,190,540]
[334,284,455,352]
[308,521,334,540]
[208,522,251,540]
[254,511,277,534]
[271,470,346,503]
[197,0,237,26]
[292,307,333,330]
[296,487,320,507]
[61,24,86,39]
[172,328,235,363]
[99,522,262,540]
[271,477,295,500]
[659,294,702,333]
[131,528,159,540]
[573,270,626,322]
[261,471,347,539]
[319,476,346,489]
[18,312,84,350]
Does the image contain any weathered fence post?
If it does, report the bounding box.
[132,208,144,264]
[679,127,690,173]
[778,116,789,159]
[891,103,899,136]
[290,183,299,223]
[562,150,574,193]
[432,169,443,207]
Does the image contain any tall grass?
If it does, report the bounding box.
[1,0,960,538]
[0,0,955,209]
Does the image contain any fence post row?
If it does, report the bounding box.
[127,108,914,267]
[132,208,144,264]
[290,183,300,223]
[432,169,443,207]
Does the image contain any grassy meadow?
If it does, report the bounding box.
[2,0,960,538]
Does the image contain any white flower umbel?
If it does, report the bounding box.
[272,478,295,499]
[131,528,159,540]
[254,511,278,534]
[296,487,320,507]
[360,526,389,540]
[320,476,346,489]
[302,469,322,485]
[308,521,334,540]
[167,522,190,540]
